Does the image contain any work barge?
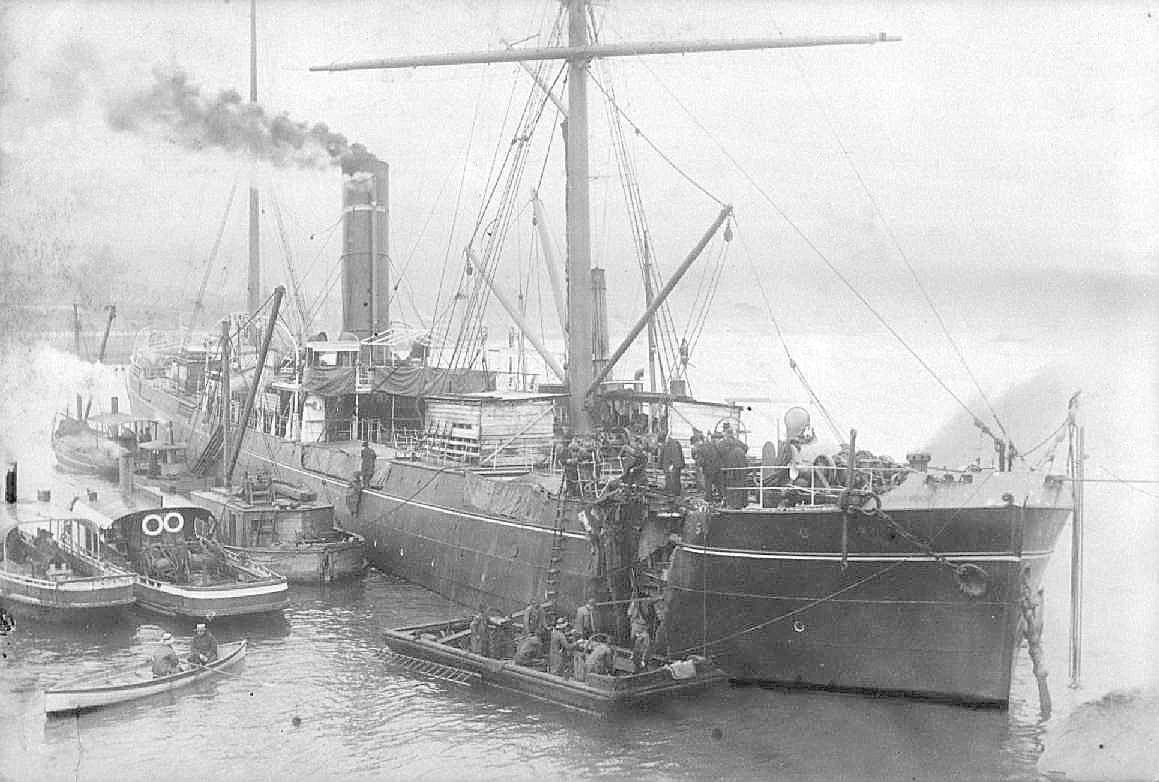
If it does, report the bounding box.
[384,616,724,716]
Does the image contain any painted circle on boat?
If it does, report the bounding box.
[792,620,806,633]
[142,514,164,536]
[163,512,185,534]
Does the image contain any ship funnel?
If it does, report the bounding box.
[119,455,133,497]
[341,162,390,338]
[4,462,16,504]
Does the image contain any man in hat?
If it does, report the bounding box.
[151,632,181,678]
[548,617,576,677]
[469,603,492,657]
[512,633,544,667]
[627,593,655,671]
[574,597,597,640]
[693,433,723,501]
[188,622,219,665]
[657,430,685,497]
[585,633,614,676]
[360,441,377,486]
[523,597,547,645]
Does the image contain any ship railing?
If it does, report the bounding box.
[718,463,907,507]
[476,438,554,472]
[321,419,354,443]
[378,427,425,451]
[357,418,383,444]
[0,569,131,591]
[56,538,132,576]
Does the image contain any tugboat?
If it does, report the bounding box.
[1,464,135,622]
[187,474,365,583]
[51,396,159,482]
[73,491,289,619]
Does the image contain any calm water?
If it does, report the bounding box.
[1,572,1055,782]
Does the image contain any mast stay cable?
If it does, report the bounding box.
[622,54,994,440]
[185,173,241,348]
[771,17,1016,454]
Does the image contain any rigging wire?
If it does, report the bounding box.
[621,46,1001,447]
[430,66,491,356]
[770,15,1016,453]
[733,219,846,442]
[186,173,241,345]
[587,72,725,208]
[590,44,686,385]
[446,40,561,374]
[265,185,311,336]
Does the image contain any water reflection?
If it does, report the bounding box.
[3,568,1065,781]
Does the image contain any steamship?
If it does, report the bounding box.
[127,1,1073,704]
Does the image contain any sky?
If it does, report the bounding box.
[0,0,1156,342]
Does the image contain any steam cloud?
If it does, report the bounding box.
[105,65,381,175]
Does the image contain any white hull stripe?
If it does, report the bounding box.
[139,393,1051,553]
[141,581,287,600]
[236,445,591,542]
[679,546,1054,562]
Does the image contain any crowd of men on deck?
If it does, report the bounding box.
[558,422,755,508]
[471,593,659,680]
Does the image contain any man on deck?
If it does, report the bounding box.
[523,599,546,644]
[151,633,181,678]
[188,623,219,665]
[574,597,597,640]
[657,431,686,497]
[469,603,492,657]
[512,634,544,667]
[360,441,377,486]
[548,617,576,677]
[627,594,654,671]
[585,634,614,676]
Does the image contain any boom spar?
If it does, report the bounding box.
[311,3,897,431]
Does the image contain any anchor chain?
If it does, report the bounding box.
[850,493,990,597]
[1019,571,1052,716]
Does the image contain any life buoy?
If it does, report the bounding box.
[163,512,185,534]
[141,514,164,536]
[955,563,989,597]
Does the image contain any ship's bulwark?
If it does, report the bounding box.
[131,377,600,619]
[660,495,1070,703]
[131,377,1070,702]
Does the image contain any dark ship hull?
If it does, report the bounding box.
[128,373,1069,704]
[659,486,1070,704]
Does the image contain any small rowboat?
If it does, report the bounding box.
[44,640,247,714]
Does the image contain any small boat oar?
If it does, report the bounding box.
[188,659,264,686]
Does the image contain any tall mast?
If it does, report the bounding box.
[565,0,594,431]
[311,3,897,430]
[247,0,261,316]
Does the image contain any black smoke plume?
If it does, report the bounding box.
[106,65,381,175]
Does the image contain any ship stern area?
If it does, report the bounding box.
[658,470,1071,705]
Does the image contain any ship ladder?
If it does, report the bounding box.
[383,649,480,686]
[543,478,571,607]
[191,424,224,476]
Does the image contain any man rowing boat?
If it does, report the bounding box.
[151,633,181,678]
[188,623,219,665]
